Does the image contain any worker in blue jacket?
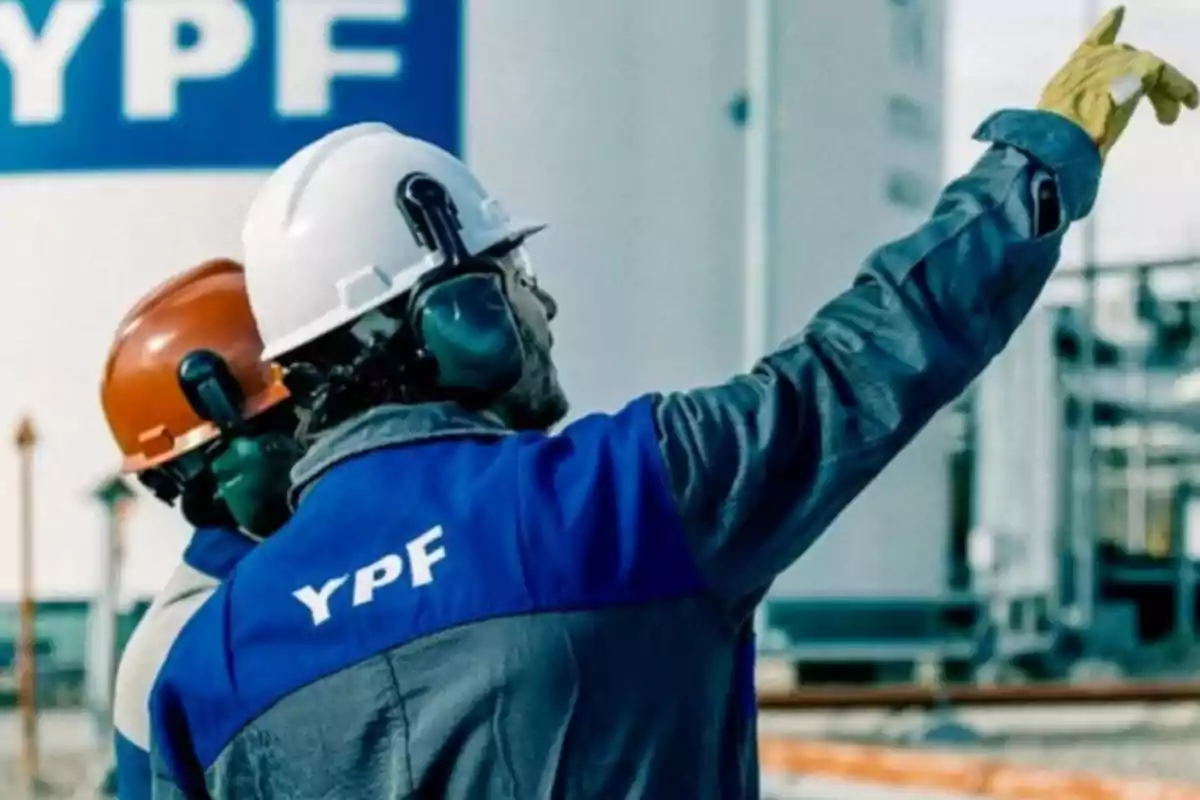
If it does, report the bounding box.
[99,259,301,799]
[148,8,1195,799]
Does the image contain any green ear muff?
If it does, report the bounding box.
[210,434,304,537]
[416,272,525,395]
[396,172,526,399]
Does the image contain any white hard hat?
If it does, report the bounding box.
[241,122,545,362]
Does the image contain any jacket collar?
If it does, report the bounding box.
[182,526,256,579]
[290,403,511,504]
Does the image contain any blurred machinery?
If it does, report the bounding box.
[762,255,1200,686]
[1058,256,1200,659]
[0,599,151,708]
[755,0,1200,687]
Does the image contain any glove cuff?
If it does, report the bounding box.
[972,109,1102,221]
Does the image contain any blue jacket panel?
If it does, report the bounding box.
[151,398,709,797]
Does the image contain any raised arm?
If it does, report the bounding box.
[653,109,1096,618]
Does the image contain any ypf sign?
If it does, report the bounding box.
[0,0,461,171]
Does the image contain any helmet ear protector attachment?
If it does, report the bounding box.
[140,351,302,536]
[394,172,526,398]
[137,349,246,506]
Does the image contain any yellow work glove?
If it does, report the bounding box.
[1038,5,1198,159]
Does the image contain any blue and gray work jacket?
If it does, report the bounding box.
[148,109,1100,799]
[113,527,254,800]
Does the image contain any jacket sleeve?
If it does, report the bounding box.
[149,680,210,800]
[115,731,152,800]
[150,756,193,800]
[114,605,169,800]
[651,109,1102,620]
[114,659,155,800]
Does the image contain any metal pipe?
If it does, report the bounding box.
[1065,0,1101,640]
[744,0,775,637]
[90,476,134,756]
[758,678,1200,710]
[93,509,119,746]
[742,0,774,369]
[1051,254,1200,279]
[1127,348,1150,554]
[1179,488,1198,645]
[13,416,38,788]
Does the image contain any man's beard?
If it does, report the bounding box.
[490,319,569,432]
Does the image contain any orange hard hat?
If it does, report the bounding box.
[101,258,290,474]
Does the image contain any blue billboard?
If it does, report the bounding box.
[0,0,461,172]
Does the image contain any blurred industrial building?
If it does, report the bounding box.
[0,600,147,708]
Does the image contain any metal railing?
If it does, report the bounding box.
[757,678,1200,710]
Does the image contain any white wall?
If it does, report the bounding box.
[466,0,747,411]
[765,0,949,597]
